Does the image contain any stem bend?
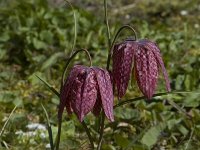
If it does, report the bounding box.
[106,24,137,69]
[61,49,92,87]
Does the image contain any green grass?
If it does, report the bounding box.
[0,0,200,149]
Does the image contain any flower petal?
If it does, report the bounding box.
[59,65,84,119]
[92,92,102,116]
[113,41,135,98]
[134,46,159,99]
[93,68,114,122]
[70,70,87,122]
[81,69,97,121]
[141,40,171,92]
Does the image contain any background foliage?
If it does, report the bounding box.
[0,0,200,149]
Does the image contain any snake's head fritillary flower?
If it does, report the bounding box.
[134,39,170,99]
[59,65,114,122]
[112,39,171,99]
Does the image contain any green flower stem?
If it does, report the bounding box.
[114,92,169,108]
[97,0,111,149]
[110,24,137,50]
[55,117,62,150]
[63,0,77,56]
[106,24,137,70]
[81,121,94,149]
[97,113,105,150]
[104,0,111,49]
[61,49,92,87]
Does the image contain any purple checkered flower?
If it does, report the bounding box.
[112,39,171,99]
[59,65,114,122]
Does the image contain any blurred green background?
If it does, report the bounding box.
[0,0,200,149]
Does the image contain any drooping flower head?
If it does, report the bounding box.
[59,65,114,122]
[112,39,171,99]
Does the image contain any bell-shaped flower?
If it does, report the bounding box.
[59,65,114,122]
[112,39,171,99]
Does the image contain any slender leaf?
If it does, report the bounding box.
[35,75,60,97]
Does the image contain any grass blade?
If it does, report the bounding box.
[114,92,169,108]
[41,104,54,150]
[64,0,77,56]
[114,91,199,118]
[0,105,18,137]
[35,74,60,97]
